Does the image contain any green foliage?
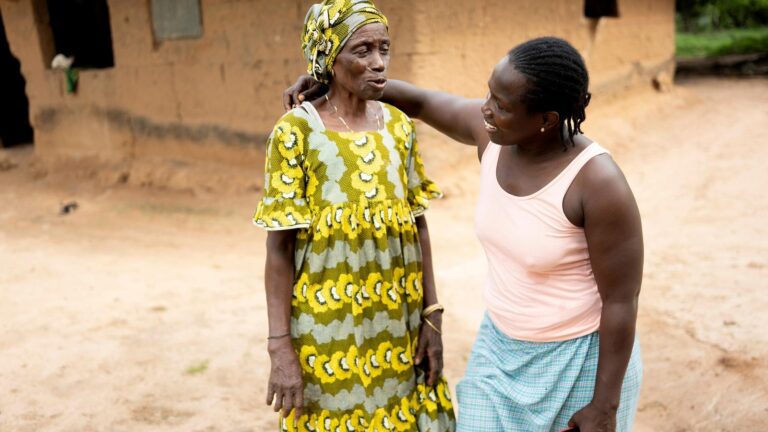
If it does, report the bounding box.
[677,0,768,31]
[676,27,768,57]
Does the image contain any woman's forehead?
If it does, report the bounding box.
[348,22,389,43]
[490,60,527,99]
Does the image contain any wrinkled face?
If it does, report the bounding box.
[331,23,390,100]
[481,58,543,145]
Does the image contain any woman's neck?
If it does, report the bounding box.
[325,85,368,118]
[514,137,566,160]
[513,133,587,161]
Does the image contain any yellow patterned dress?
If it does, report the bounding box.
[254,101,456,431]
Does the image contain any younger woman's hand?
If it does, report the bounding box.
[414,313,444,386]
[568,401,617,432]
[282,75,327,110]
[266,338,304,419]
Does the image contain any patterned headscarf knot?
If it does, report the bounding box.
[302,0,388,84]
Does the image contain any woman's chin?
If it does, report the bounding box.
[485,129,502,143]
[361,83,386,99]
[484,127,519,145]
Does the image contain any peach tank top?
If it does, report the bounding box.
[475,142,608,342]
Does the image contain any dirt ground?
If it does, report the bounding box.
[1,77,767,431]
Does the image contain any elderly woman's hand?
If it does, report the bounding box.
[266,338,304,419]
[282,75,327,111]
[414,311,444,386]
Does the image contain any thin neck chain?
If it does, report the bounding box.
[324,94,381,132]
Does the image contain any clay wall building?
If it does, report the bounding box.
[0,0,675,190]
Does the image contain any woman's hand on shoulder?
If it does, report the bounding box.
[283,75,327,111]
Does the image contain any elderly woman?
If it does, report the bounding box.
[254,1,456,430]
[286,37,643,432]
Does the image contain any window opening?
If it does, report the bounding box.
[585,0,620,18]
[46,0,114,69]
[151,0,203,41]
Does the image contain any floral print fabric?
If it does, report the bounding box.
[254,101,455,431]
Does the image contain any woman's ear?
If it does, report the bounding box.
[541,111,560,131]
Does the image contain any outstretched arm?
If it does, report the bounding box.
[381,80,487,148]
[283,76,489,153]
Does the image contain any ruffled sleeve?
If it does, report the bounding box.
[253,116,313,230]
[404,119,443,217]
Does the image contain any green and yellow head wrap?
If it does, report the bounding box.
[302,0,388,84]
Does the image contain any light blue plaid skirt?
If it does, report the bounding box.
[456,313,642,431]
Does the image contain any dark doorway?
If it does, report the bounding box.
[46,0,114,69]
[585,0,619,18]
[0,13,34,148]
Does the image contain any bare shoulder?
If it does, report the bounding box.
[579,148,638,215]
[583,151,625,181]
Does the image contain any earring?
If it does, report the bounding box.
[540,127,545,133]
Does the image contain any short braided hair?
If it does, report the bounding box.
[507,37,591,149]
